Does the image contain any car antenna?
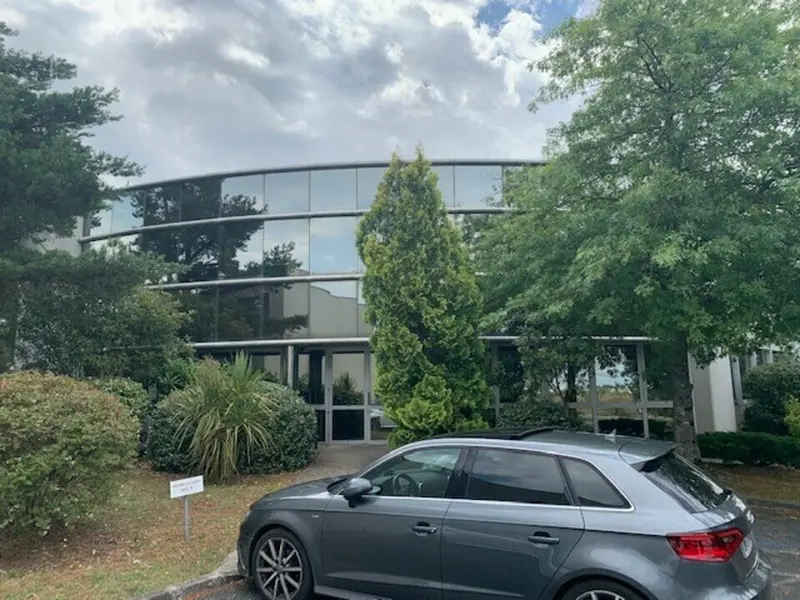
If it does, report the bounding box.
[604,429,617,443]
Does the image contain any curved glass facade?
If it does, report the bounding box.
[83,161,518,344]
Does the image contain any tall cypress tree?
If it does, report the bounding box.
[356,149,490,447]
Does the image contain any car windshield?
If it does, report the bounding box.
[641,451,730,513]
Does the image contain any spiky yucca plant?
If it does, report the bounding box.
[166,353,275,483]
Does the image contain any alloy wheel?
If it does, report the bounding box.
[576,592,628,600]
[255,537,304,600]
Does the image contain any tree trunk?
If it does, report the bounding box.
[565,363,578,405]
[670,334,700,461]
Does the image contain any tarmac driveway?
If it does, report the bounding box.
[195,499,800,600]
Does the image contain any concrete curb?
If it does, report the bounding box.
[132,573,243,600]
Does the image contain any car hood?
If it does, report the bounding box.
[251,473,355,507]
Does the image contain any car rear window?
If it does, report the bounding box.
[641,451,729,513]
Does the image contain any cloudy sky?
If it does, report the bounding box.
[1,0,592,186]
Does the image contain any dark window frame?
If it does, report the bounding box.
[460,447,576,507]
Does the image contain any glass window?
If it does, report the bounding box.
[139,184,182,226]
[310,168,357,211]
[111,194,143,232]
[180,178,222,221]
[217,284,264,341]
[90,207,113,237]
[221,222,264,279]
[362,448,463,498]
[455,165,502,208]
[265,171,310,214]
[432,165,455,206]
[264,281,309,338]
[562,458,629,509]
[310,217,358,274]
[140,224,221,282]
[466,449,569,506]
[357,167,387,208]
[221,174,265,214]
[332,352,365,406]
[263,219,309,277]
[357,281,372,336]
[309,281,358,337]
[642,452,729,514]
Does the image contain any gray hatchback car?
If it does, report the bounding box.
[237,428,773,600]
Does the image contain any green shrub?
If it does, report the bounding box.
[239,386,318,474]
[149,365,317,477]
[742,361,800,435]
[0,371,138,535]
[154,356,197,398]
[699,431,800,468]
[785,398,800,437]
[498,399,588,431]
[89,377,149,421]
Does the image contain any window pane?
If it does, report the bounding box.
[467,449,569,505]
[111,193,143,232]
[455,165,502,208]
[363,448,462,498]
[137,184,182,226]
[217,285,264,341]
[562,458,629,509]
[642,452,728,513]
[90,207,113,236]
[173,288,218,342]
[310,217,358,273]
[265,281,309,339]
[266,171,310,214]
[264,219,309,277]
[310,168,357,211]
[432,165,454,206]
[332,410,364,441]
[332,352,364,406]
[221,222,264,279]
[309,281,358,337]
[221,174,265,214]
[357,167,386,208]
[179,178,222,221]
[141,225,221,282]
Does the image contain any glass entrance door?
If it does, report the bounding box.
[326,350,368,443]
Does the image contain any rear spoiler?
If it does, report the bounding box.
[618,437,677,471]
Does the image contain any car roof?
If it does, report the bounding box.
[423,427,675,466]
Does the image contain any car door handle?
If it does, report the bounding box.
[528,533,560,546]
[411,523,438,535]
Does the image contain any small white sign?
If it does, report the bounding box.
[170,475,204,499]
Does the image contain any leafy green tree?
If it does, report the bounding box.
[0,23,144,369]
[479,0,800,458]
[13,242,190,384]
[356,149,490,447]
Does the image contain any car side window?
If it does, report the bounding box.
[466,449,569,506]
[361,448,462,499]
[562,457,630,509]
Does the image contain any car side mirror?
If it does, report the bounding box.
[342,477,373,506]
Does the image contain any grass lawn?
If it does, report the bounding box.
[0,464,293,600]
[706,463,800,506]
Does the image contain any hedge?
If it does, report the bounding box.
[742,361,800,435]
[598,417,673,441]
[698,431,800,468]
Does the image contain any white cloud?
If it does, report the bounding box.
[5,0,580,185]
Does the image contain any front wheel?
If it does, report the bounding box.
[251,528,313,600]
[561,578,644,600]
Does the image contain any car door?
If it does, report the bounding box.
[441,447,585,600]
[321,446,466,600]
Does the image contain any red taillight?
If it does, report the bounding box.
[666,527,744,562]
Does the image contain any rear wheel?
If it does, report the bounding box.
[251,528,313,600]
[561,578,645,600]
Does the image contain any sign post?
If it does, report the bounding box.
[169,475,204,541]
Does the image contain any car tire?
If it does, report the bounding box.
[250,527,313,600]
[560,578,645,600]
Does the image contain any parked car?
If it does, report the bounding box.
[236,427,773,600]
